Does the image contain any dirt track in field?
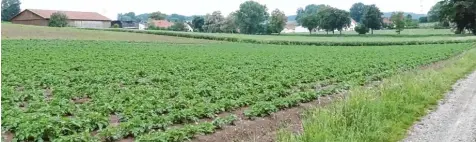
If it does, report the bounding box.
[403,71,476,142]
[1,23,214,43]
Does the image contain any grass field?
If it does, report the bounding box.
[98,28,476,46]
[1,23,213,43]
[2,38,474,141]
[283,28,454,35]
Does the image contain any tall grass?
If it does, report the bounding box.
[278,47,476,142]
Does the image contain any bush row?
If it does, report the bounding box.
[86,28,476,46]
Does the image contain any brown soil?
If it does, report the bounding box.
[118,136,135,142]
[72,97,91,104]
[109,115,120,127]
[19,101,28,111]
[43,88,53,101]
[193,94,345,142]
[2,131,14,142]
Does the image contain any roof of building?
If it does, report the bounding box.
[351,19,358,25]
[382,17,392,24]
[151,20,174,28]
[14,9,111,21]
[284,22,297,30]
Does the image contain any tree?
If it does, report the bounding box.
[117,12,137,22]
[203,11,224,33]
[192,16,205,32]
[438,0,476,34]
[48,12,69,27]
[405,14,413,24]
[355,24,369,34]
[235,1,269,34]
[167,14,187,22]
[317,7,351,34]
[350,2,367,22]
[361,4,383,34]
[391,12,405,34]
[419,17,428,23]
[428,2,444,22]
[220,12,238,33]
[296,4,327,34]
[1,0,21,21]
[334,9,351,34]
[149,11,167,20]
[170,22,187,31]
[269,9,287,34]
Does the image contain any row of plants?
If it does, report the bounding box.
[86,28,476,46]
[2,40,473,141]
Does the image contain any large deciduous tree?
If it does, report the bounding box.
[361,4,383,34]
[427,2,444,22]
[203,11,225,33]
[192,16,205,32]
[1,0,21,21]
[269,9,287,34]
[117,12,137,22]
[296,4,327,34]
[349,2,366,22]
[235,1,269,34]
[391,12,405,34]
[149,11,167,20]
[221,12,239,33]
[317,7,351,34]
[438,0,476,34]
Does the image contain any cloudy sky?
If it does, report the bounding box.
[20,0,441,20]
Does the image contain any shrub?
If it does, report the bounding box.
[355,24,369,35]
[112,24,120,28]
[48,12,69,27]
[170,23,187,31]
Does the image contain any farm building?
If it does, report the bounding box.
[11,9,111,28]
[111,20,146,30]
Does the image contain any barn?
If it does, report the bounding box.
[11,9,111,28]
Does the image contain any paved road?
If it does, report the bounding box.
[403,71,476,142]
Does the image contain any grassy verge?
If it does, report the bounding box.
[278,46,476,142]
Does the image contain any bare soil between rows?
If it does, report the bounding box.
[193,94,345,142]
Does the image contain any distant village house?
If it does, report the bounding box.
[10,9,111,28]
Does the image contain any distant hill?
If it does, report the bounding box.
[382,12,426,19]
[287,15,297,22]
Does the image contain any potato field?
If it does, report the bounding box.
[2,39,473,141]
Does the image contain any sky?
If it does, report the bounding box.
[20,0,442,20]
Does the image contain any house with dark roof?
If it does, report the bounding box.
[11,9,111,28]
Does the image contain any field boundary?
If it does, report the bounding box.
[277,45,476,141]
[84,28,476,46]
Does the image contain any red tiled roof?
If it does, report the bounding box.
[26,9,111,21]
[151,20,174,28]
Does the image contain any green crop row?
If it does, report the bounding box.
[2,39,474,141]
[85,28,476,46]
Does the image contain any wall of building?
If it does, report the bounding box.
[11,11,48,26]
[68,20,111,28]
[12,19,48,26]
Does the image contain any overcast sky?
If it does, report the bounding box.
[20,0,441,20]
